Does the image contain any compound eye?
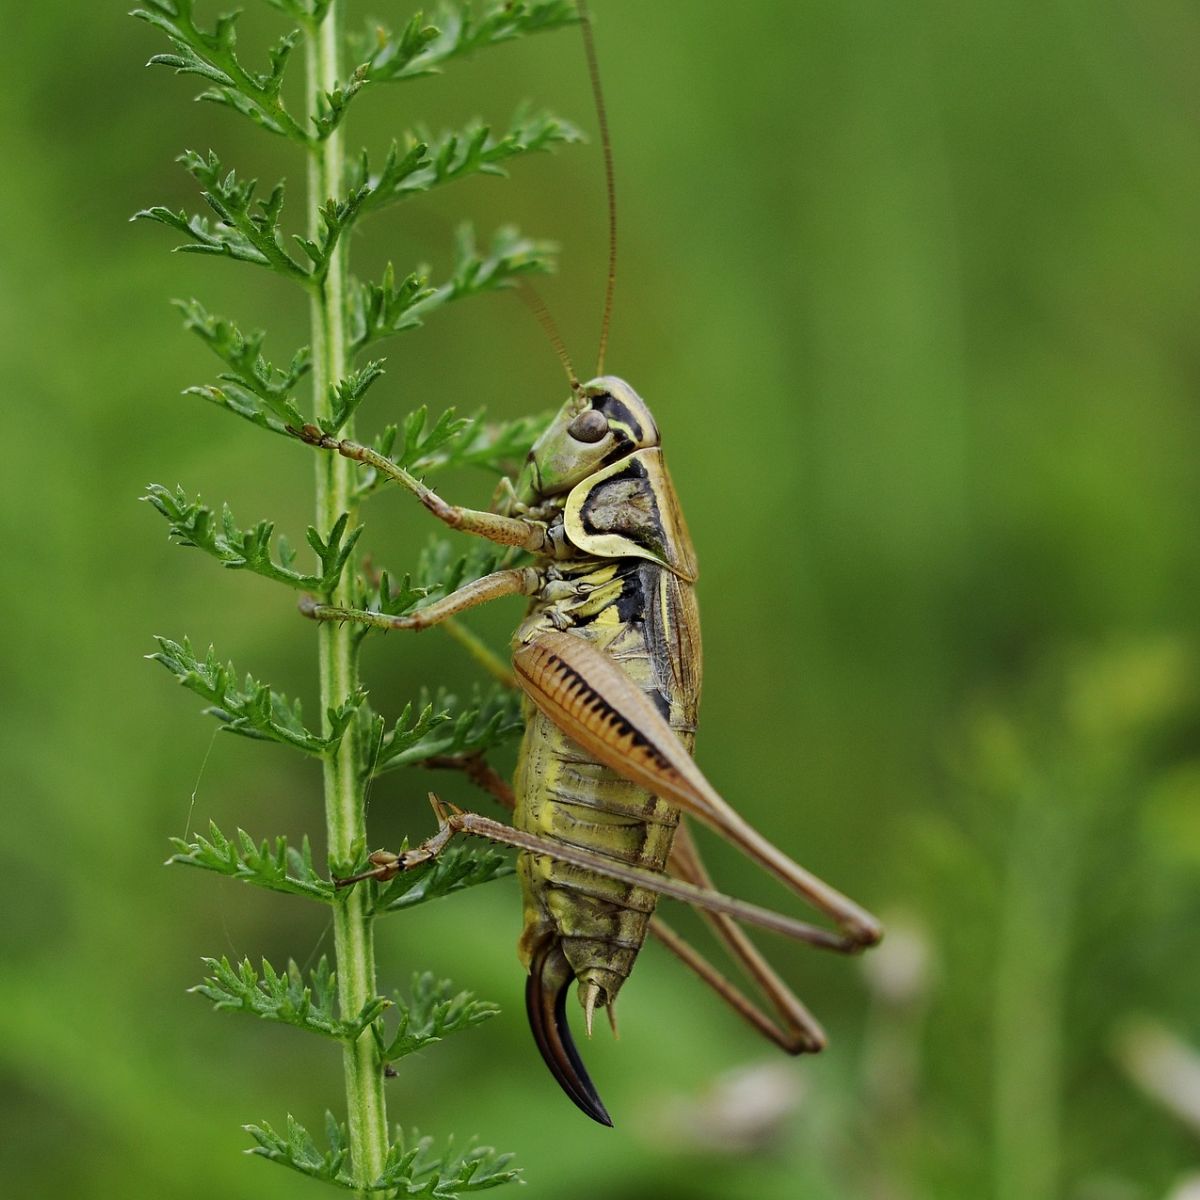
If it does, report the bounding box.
[567,409,609,443]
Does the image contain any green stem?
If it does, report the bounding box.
[305,3,389,1191]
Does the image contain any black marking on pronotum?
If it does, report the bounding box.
[545,652,676,772]
[579,459,670,562]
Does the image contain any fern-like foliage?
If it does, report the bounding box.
[336,110,581,231]
[167,226,554,444]
[134,0,310,143]
[342,540,511,653]
[245,1116,519,1193]
[371,686,524,778]
[364,698,452,775]
[377,973,499,1062]
[136,149,309,280]
[194,956,390,1040]
[373,1130,519,1195]
[348,405,546,503]
[150,636,364,755]
[168,821,334,902]
[414,409,550,476]
[245,1112,351,1187]
[139,0,581,1189]
[176,298,311,434]
[319,1,578,138]
[293,111,577,282]
[350,225,556,354]
[353,2,578,87]
[144,486,361,593]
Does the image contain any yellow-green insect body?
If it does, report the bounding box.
[316,372,880,1126]
[314,372,883,1123]
[312,5,882,1129]
[509,381,697,1073]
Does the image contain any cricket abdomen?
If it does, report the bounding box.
[513,553,701,1123]
[515,707,679,1004]
[513,556,700,1007]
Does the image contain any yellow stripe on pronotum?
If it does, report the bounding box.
[299,1,881,1127]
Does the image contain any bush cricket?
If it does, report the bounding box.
[297,0,882,1127]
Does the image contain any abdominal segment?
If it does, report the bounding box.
[515,708,679,1005]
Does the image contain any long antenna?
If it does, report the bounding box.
[518,281,583,401]
[577,0,617,377]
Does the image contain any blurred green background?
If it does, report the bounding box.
[3,1,1200,1197]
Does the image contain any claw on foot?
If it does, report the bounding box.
[333,849,402,888]
[289,422,342,450]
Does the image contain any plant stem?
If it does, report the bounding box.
[306,3,389,1191]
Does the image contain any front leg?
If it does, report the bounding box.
[292,424,549,551]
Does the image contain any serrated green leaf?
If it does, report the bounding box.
[193,955,389,1039]
[417,409,551,476]
[376,972,499,1061]
[348,262,433,350]
[245,1116,518,1193]
[169,821,334,902]
[363,697,453,779]
[175,299,310,434]
[150,635,363,755]
[356,1,578,84]
[136,150,309,282]
[341,537,504,649]
[144,485,361,592]
[372,680,524,777]
[311,61,371,140]
[299,140,430,281]
[345,10,439,86]
[350,109,582,223]
[322,2,577,140]
[320,360,386,435]
[134,0,310,142]
[349,222,556,359]
[375,1128,520,1195]
[351,406,547,502]
[245,1112,348,1185]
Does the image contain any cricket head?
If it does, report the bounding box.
[521,377,660,499]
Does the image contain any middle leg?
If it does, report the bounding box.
[300,566,543,632]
